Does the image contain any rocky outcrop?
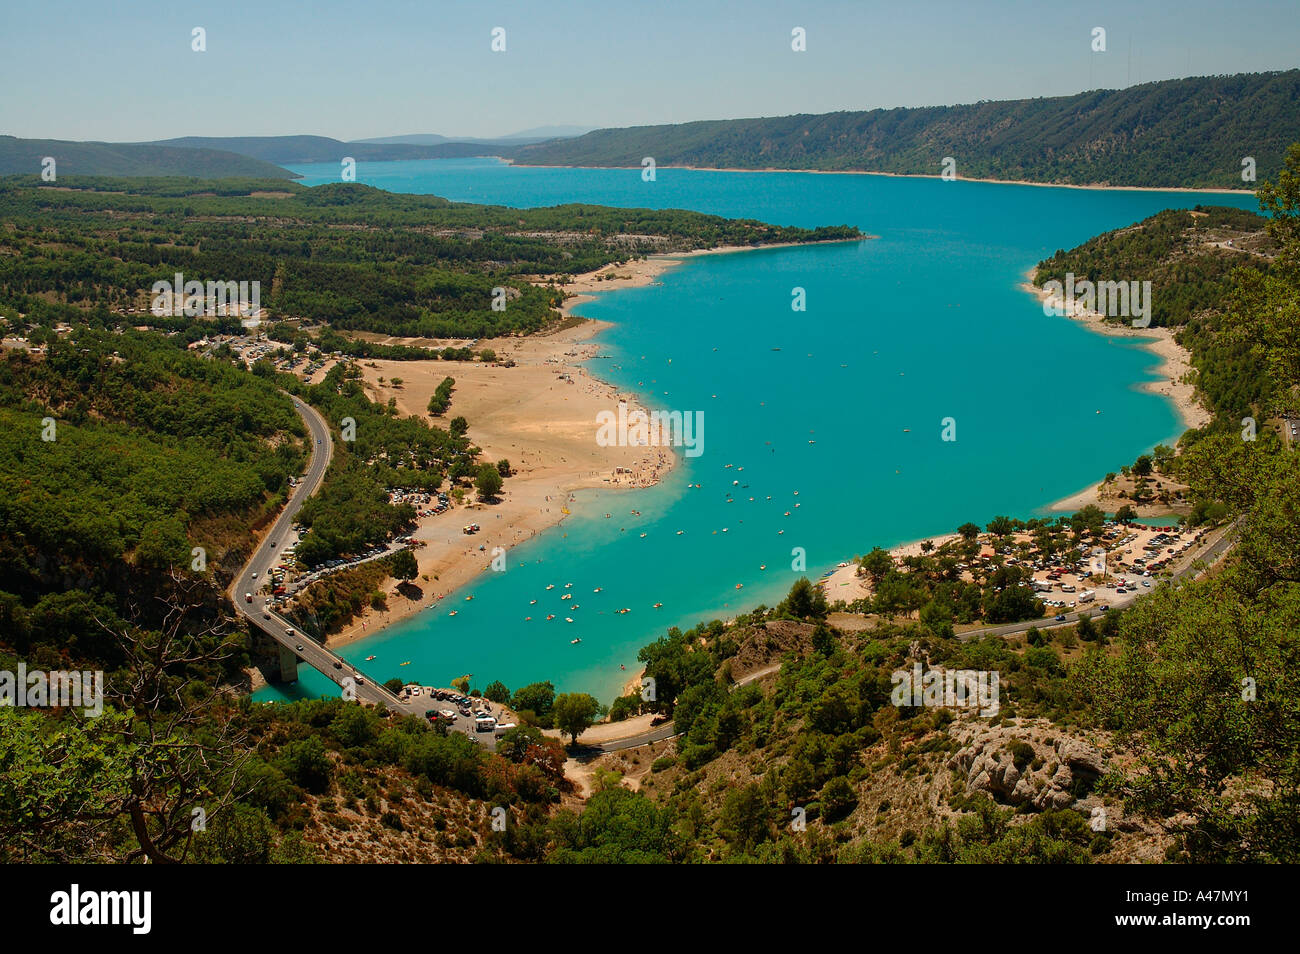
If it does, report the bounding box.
[949,722,1106,812]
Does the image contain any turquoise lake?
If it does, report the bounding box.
[253,158,1256,704]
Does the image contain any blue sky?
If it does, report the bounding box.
[1,0,1296,142]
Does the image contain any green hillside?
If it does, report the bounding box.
[0,136,295,179]
[516,70,1300,189]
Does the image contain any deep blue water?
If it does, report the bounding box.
[252,158,1255,704]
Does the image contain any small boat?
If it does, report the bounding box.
[546,584,555,590]
[525,616,532,621]
[676,530,684,535]
[530,599,538,604]
[760,565,766,570]
[565,617,574,623]
[365,655,376,661]
[565,582,573,588]
[640,532,647,538]
[572,605,580,610]
[562,593,572,600]
[546,614,555,620]
[593,587,603,592]
[735,583,744,589]
[571,638,582,645]
[400,661,411,666]
[465,595,474,601]
[653,602,663,609]
[448,610,458,616]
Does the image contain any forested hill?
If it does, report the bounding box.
[1032,204,1280,424]
[514,70,1300,189]
[0,135,295,179]
[0,176,860,339]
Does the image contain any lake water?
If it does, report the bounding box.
[253,158,1255,704]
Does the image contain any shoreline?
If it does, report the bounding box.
[555,236,868,313]
[319,238,862,658]
[1020,267,1209,513]
[316,316,677,652]
[504,158,1255,195]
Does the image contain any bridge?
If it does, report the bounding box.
[230,393,406,714]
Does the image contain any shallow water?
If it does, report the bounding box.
[252,159,1254,703]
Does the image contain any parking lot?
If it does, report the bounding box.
[395,685,517,749]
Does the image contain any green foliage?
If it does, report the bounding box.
[516,71,1300,189]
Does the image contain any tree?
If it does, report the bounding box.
[483,680,511,704]
[987,515,1015,538]
[552,693,601,745]
[450,416,468,436]
[859,547,893,581]
[511,681,556,719]
[475,463,503,500]
[387,548,418,582]
[777,577,828,620]
[1114,504,1138,523]
[957,522,981,541]
[1133,454,1154,477]
[496,459,513,477]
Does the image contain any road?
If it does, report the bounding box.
[581,522,1242,751]
[231,393,405,713]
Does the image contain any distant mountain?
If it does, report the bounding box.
[147,135,523,164]
[500,125,596,140]
[352,127,595,146]
[0,135,294,179]
[514,71,1300,189]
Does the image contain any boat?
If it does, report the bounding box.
[448,610,457,616]
[735,583,744,589]
[546,614,555,620]
[465,595,474,601]
[571,638,581,645]
[365,655,376,661]
[399,661,411,666]
[564,582,573,588]
[562,593,572,600]
[545,584,555,590]
[525,616,532,621]
[530,599,538,604]
[759,565,766,570]
[593,587,603,592]
[653,602,663,609]
[565,617,574,623]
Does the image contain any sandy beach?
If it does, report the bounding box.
[317,317,674,649]
[1018,269,1209,513]
[507,160,1255,195]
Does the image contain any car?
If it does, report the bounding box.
[263,612,270,620]
[1100,605,1110,612]
[317,439,321,445]
[251,572,258,579]
[295,644,304,651]
[356,677,365,686]
[1142,580,1152,587]
[285,628,295,637]
[1054,614,1067,622]
[440,709,456,720]
[1116,587,1127,594]
[270,540,276,547]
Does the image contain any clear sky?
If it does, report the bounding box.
[1,0,1296,142]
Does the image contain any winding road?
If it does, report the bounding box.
[231,394,405,713]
